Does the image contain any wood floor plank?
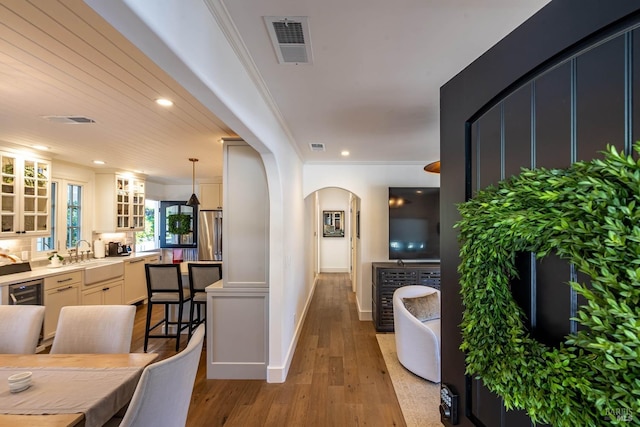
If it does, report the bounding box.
[306,372,329,424]
[129,273,406,426]
[328,355,345,386]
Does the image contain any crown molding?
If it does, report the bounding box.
[203,0,304,162]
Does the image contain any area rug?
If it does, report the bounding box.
[376,333,442,427]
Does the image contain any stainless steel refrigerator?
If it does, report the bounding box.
[198,210,222,261]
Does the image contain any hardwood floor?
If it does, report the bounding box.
[130,273,406,427]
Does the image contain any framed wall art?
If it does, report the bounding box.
[323,210,344,237]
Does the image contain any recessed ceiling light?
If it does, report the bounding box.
[341,150,350,157]
[155,98,173,107]
[33,145,49,151]
[93,160,105,165]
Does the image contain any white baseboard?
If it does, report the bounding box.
[267,275,318,383]
[320,267,350,273]
[356,294,372,321]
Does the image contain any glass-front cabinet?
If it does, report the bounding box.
[0,151,50,235]
[115,176,145,230]
[95,173,145,232]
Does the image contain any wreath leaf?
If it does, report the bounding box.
[456,143,640,426]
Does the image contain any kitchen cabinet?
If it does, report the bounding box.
[0,151,51,236]
[124,254,160,304]
[94,173,145,232]
[200,183,223,209]
[43,271,81,340]
[82,278,123,305]
[145,254,160,264]
[124,257,147,304]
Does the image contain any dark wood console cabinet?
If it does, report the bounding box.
[372,262,441,332]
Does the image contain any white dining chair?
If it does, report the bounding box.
[50,305,136,354]
[106,324,204,427]
[0,305,45,354]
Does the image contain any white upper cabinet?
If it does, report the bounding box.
[0,151,51,236]
[199,183,223,210]
[95,173,145,232]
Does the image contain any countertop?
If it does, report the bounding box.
[0,252,160,287]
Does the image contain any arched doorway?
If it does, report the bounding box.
[307,187,361,294]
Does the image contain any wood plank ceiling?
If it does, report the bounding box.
[0,0,234,184]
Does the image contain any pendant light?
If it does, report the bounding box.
[424,160,441,174]
[186,158,200,206]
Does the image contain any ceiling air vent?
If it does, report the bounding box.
[43,116,96,124]
[264,16,313,64]
[309,143,325,152]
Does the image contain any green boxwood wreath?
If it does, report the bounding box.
[168,213,191,235]
[455,144,640,427]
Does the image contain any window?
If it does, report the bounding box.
[136,199,159,251]
[66,184,82,248]
[32,179,86,258]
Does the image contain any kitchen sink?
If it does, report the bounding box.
[83,259,124,285]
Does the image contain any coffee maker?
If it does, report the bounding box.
[107,242,124,257]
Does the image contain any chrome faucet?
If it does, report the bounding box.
[76,240,91,262]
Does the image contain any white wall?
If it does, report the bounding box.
[304,164,440,318]
[85,0,310,383]
[223,142,269,287]
[85,0,440,381]
[318,188,351,273]
[145,182,184,201]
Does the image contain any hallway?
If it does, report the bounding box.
[132,273,406,426]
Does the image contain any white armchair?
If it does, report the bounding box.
[392,285,441,383]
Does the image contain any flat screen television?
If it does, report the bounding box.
[388,187,440,261]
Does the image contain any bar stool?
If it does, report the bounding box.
[144,264,191,351]
[187,263,222,340]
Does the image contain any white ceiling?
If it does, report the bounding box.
[0,0,550,185]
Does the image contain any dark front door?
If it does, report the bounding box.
[440,3,640,426]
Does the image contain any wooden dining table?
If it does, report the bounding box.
[0,353,158,427]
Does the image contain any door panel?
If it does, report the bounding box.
[440,4,640,426]
[633,28,640,154]
[575,35,625,162]
[535,62,572,169]
[504,84,533,175]
[471,381,503,427]
[533,254,573,347]
[477,104,503,188]
[460,14,636,427]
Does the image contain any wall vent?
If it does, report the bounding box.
[309,143,325,152]
[43,115,96,124]
[264,16,313,64]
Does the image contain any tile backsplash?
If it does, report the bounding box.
[0,231,136,263]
